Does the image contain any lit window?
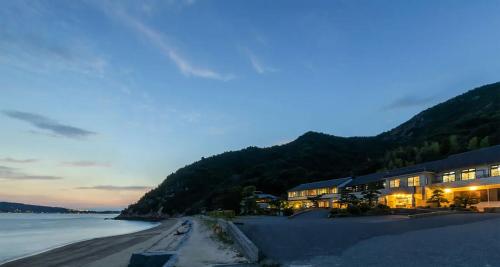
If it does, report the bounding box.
[317,188,328,195]
[407,176,420,187]
[461,169,476,180]
[308,189,317,196]
[389,179,400,188]
[330,187,338,194]
[443,172,456,183]
[492,165,500,177]
[288,192,297,198]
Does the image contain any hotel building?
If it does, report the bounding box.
[287,145,500,210]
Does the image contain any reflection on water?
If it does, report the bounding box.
[0,213,158,264]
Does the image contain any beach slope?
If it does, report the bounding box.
[1,219,178,267]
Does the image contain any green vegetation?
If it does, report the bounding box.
[329,203,391,218]
[361,184,381,207]
[453,192,480,208]
[201,218,233,244]
[426,189,449,207]
[206,210,236,219]
[121,82,500,217]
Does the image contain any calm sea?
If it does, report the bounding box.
[0,213,158,264]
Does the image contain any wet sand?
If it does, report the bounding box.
[1,219,178,267]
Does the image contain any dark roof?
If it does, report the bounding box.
[288,177,351,192]
[348,145,500,186]
[255,193,279,200]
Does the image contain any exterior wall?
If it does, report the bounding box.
[382,172,432,208]
[287,162,500,210]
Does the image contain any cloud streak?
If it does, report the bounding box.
[0,24,107,76]
[0,157,38,163]
[2,110,96,139]
[103,7,233,81]
[383,95,437,110]
[244,48,277,74]
[61,161,111,168]
[76,185,152,191]
[0,166,62,180]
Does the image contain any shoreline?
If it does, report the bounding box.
[0,219,178,267]
[0,220,161,266]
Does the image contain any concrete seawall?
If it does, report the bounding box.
[201,216,259,263]
[218,219,259,263]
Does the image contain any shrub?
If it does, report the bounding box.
[283,208,294,216]
[329,208,341,216]
[346,204,361,215]
[469,206,479,212]
[207,210,236,219]
[358,202,371,213]
[366,204,391,215]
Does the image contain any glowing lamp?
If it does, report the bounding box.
[469,186,478,191]
[444,188,452,193]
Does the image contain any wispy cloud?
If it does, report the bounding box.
[243,48,277,74]
[0,24,107,76]
[76,185,152,191]
[0,166,62,180]
[383,95,437,110]
[2,110,96,139]
[101,6,233,81]
[0,157,38,163]
[61,161,111,168]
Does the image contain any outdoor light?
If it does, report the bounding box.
[444,188,452,193]
[469,186,478,191]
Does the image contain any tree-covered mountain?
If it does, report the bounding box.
[120,82,500,217]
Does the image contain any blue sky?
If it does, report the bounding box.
[1,0,500,209]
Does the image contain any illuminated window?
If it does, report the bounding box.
[288,192,298,198]
[443,172,456,183]
[307,189,317,196]
[491,165,500,177]
[299,191,306,197]
[318,201,329,208]
[389,179,400,188]
[407,176,420,187]
[330,187,338,194]
[461,169,476,180]
[317,188,328,195]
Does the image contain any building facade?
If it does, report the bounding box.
[287,145,500,210]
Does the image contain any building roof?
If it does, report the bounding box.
[347,145,500,186]
[288,177,352,192]
[255,193,279,200]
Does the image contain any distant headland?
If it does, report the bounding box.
[0,201,119,214]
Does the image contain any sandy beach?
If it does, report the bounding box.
[1,219,179,267]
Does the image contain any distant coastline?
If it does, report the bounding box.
[0,201,119,214]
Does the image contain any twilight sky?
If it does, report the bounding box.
[1,0,500,210]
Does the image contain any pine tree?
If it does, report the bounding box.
[362,184,381,207]
[479,136,490,148]
[426,189,449,207]
[468,136,479,150]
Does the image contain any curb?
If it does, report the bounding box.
[288,208,322,219]
[408,210,456,219]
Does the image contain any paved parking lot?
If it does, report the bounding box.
[236,211,500,267]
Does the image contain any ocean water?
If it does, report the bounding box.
[0,213,158,264]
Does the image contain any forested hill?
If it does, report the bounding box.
[120,82,500,217]
[0,202,120,214]
[0,202,70,213]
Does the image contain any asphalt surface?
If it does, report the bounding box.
[236,210,500,267]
